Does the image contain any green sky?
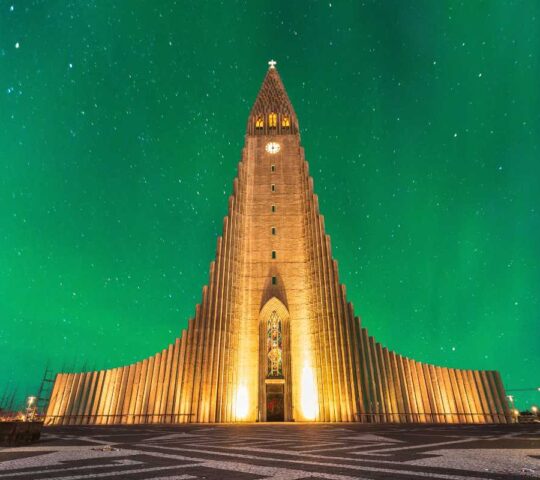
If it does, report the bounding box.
[1,1,538,411]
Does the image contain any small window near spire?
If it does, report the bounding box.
[255,116,264,128]
[272,250,276,259]
[272,276,277,285]
[282,115,290,128]
[268,112,277,128]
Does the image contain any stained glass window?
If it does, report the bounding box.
[255,116,264,128]
[268,112,277,128]
[267,310,283,377]
[281,115,290,127]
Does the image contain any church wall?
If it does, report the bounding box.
[44,329,512,425]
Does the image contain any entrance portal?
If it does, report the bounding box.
[259,297,291,422]
[266,382,284,422]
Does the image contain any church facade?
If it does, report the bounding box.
[45,63,511,425]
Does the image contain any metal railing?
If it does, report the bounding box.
[44,411,514,425]
[44,413,194,425]
[354,412,514,423]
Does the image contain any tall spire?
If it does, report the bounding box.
[247,60,298,135]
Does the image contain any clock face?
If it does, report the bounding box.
[265,142,280,154]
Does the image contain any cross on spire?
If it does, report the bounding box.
[268,59,277,69]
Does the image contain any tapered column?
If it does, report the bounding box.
[465,370,482,423]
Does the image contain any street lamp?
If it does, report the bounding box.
[26,396,37,422]
[507,395,515,411]
[532,406,538,416]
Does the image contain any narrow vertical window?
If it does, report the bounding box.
[267,310,282,377]
[271,164,275,172]
[271,227,276,235]
[271,184,275,192]
[271,205,276,213]
[271,276,277,285]
[272,250,276,259]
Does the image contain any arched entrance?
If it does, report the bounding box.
[258,297,291,422]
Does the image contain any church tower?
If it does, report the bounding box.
[45,62,511,425]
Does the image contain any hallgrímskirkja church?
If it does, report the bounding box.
[46,62,511,424]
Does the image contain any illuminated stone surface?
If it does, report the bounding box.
[45,66,511,425]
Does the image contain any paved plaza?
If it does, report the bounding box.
[0,423,539,479]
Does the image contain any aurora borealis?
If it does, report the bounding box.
[1,1,539,411]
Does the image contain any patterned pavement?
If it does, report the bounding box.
[0,423,539,479]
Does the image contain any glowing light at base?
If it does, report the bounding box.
[301,364,318,420]
[235,385,249,420]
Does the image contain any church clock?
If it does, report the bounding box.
[265,142,280,154]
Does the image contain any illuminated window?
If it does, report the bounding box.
[281,115,290,128]
[267,310,282,377]
[272,250,276,259]
[272,276,277,285]
[271,184,275,192]
[268,112,277,128]
[271,205,276,213]
[271,164,275,172]
[271,227,276,235]
[255,116,264,128]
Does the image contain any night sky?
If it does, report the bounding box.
[1,1,539,411]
